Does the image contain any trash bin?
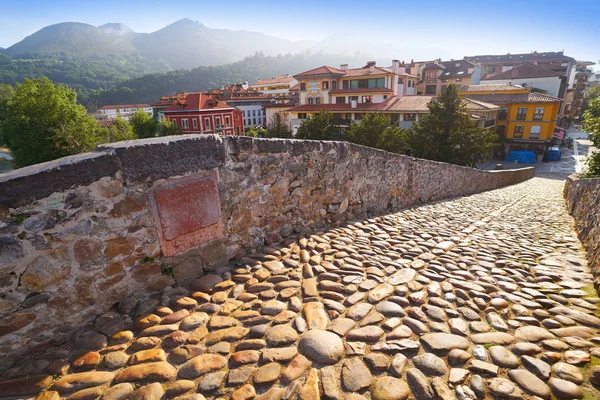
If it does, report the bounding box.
[495,164,503,170]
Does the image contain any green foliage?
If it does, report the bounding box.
[265,112,292,138]
[581,93,600,178]
[141,256,155,264]
[346,113,406,153]
[246,126,268,138]
[157,117,182,136]
[404,84,497,167]
[130,109,157,138]
[98,118,136,143]
[295,111,340,141]
[0,77,102,167]
[0,84,14,101]
[160,262,176,278]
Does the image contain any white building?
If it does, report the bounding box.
[96,104,152,121]
[481,63,564,98]
[250,75,298,97]
[221,96,272,129]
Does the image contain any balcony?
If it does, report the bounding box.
[332,119,352,126]
[484,119,496,128]
[425,77,437,84]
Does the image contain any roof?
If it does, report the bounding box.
[482,63,563,80]
[467,92,563,104]
[294,66,346,78]
[289,84,299,92]
[423,62,445,70]
[163,93,235,112]
[439,60,476,79]
[463,84,526,92]
[328,88,393,95]
[380,96,435,112]
[100,104,151,109]
[250,75,296,86]
[287,101,392,113]
[463,98,501,111]
[343,66,392,76]
[465,51,575,65]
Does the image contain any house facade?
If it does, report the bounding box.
[161,93,244,135]
[250,75,298,97]
[95,104,152,121]
[465,84,562,156]
[570,61,596,119]
[481,63,565,98]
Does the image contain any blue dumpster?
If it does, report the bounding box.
[506,150,537,163]
[546,147,561,161]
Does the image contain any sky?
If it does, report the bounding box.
[1,0,598,68]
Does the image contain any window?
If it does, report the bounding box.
[426,71,436,79]
[298,113,307,119]
[426,85,437,95]
[349,96,359,102]
[516,107,527,120]
[216,117,221,127]
[225,116,231,127]
[499,107,508,121]
[315,97,321,104]
[172,118,178,127]
[308,98,315,104]
[253,118,257,125]
[235,114,239,120]
[252,110,256,116]
[336,97,346,104]
[383,95,388,100]
[399,78,404,84]
[404,113,416,121]
[530,125,541,139]
[332,81,337,89]
[361,96,373,103]
[192,119,198,129]
[322,81,329,89]
[533,107,544,120]
[242,111,245,117]
[205,118,211,130]
[514,125,524,138]
[300,83,306,91]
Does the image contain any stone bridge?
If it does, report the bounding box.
[1,136,599,400]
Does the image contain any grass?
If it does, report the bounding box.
[160,262,176,278]
[582,356,600,400]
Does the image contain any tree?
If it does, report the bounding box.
[581,93,600,178]
[246,126,268,138]
[295,111,340,140]
[0,77,102,167]
[404,84,497,167]
[265,112,292,138]
[157,117,182,136]
[130,109,157,138]
[346,113,406,153]
[0,84,14,102]
[98,118,136,143]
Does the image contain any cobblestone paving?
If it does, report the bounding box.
[2,175,600,400]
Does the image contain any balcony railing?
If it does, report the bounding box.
[332,119,352,126]
[484,119,496,128]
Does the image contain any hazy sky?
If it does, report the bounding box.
[1,0,598,68]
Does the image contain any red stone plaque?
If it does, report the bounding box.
[150,170,223,256]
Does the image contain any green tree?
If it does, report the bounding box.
[265,112,292,138]
[404,84,497,167]
[0,77,102,167]
[0,84,14,102]
[346,113,406,153]
[581,93,600,177]
[130,109,157,138]
[295,111,339,140]
[246,126,268,138]
[98,118,136,143]
[157,117,182,136]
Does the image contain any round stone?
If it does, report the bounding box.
[371,377,410,400]
[298,329,345,365]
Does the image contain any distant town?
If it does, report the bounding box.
[93,51,596,159]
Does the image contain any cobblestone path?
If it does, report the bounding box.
[2,175,600,400]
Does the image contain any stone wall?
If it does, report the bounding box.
[564,174,600,292]
[0,135,534,366]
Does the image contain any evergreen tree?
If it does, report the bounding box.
[130,109,157,138]
[295,111,339,140]
[265,112,292,138]
[346,113,406,153]
[404,84,497,167]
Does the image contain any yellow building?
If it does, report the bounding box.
[464,84,562,156]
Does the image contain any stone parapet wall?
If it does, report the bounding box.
[0,135,534,366]
[564,174,600,292]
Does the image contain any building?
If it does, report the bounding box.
[417,59,482,95]
[95,104,152,121]
[465,84,562,156]
[250,75,298,97]
[465,51,576,84]
[481,62,566,98]
[221,95,272,129]
[161,92,244,135]
[264,96,299,128]
[570,61,596,119]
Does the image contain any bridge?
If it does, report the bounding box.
[0,136,599,399]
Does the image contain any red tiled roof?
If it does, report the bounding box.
[328,88,393,94]
[482,63,563,80]
[287,101,391,113]
[463,84,527,92]
[163,93,235,112]
[343,66,392,76]
[294,66,346,78]
[379,96,435,112]
[251,75,296,86]
[100,104,151,109]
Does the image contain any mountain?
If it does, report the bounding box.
[4,19,315,69]
[4,22,139,57]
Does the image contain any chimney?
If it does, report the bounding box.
[367,61,376,72]
[340,64,348,71]
[392,60,400,74]
[411,59,414,64]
